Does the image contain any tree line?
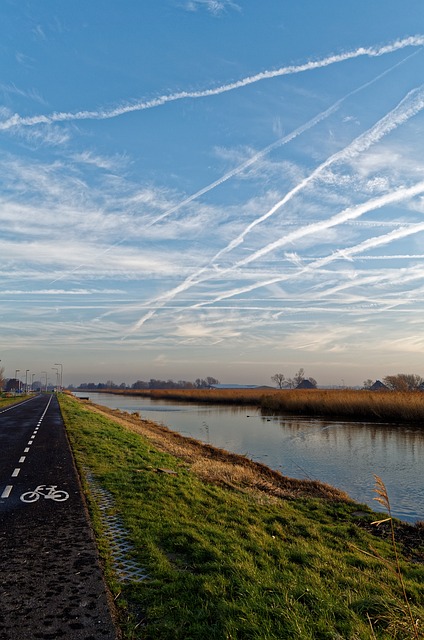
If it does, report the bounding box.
[74,376,220,390]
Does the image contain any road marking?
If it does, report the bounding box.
[24,447,30,453]
[19,456,26,463]
[1,485,13,498]
[12,468,20,477]
[20,485,69,503]
[27,441,33,446]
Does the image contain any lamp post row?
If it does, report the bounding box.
[1,363,63,393]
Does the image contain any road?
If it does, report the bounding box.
[0,394,118,640]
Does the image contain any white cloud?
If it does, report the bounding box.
[181,0,241,14]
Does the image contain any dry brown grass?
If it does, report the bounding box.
[84,401,351,503]
[87,387,424,423]
[261,388,424,422]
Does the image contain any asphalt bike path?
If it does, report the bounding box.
[0,394,118,640]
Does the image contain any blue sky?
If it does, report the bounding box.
[2,1,424,387]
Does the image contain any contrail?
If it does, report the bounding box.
[50,49,418,287]
[311,263,424,301]
[50,86,343,287]
[49,90,341,287]
[127,83,424,332]
[148,47,419,227]
[230,84,424,270]
[148,102,340,226]
[1,35,423,131]
[189,181,424,308]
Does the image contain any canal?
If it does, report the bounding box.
[75,392,424,523]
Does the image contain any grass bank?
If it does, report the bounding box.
[60,394,423,639]
[0,394,30,409]
[88,387,424,423]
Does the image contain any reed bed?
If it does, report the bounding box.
[92,387,424,423]
[261,389,424,423]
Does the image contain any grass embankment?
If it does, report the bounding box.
[92,387,424,423]
[0,394,30,409]
[59,395,424,639]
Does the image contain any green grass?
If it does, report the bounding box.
[0,394,30,408]
[59,395,424,639]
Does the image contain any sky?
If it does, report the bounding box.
[2,1,424,388]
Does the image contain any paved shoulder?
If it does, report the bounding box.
[0,395,118,640]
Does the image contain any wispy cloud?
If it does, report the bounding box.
[0,289,123,295]
[191,187,424,309]
[181,0,241,14]
[0,82,47,105]
[228,84,424,270]
[1,36,423,132]
[125,83,424,333]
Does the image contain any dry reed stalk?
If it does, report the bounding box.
[372,475,421,640]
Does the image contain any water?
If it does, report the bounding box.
[75,392,424,523]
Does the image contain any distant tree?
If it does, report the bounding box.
[5,378,20,392]
[363,379,374,390]
[271,373,286,389]
[293,368,305,387]
[206,376,219,387]
[0,366,5,391]
[132,380,148,389]
[177,380,195,389]
[383,373,424,391]
[308,377,318,388]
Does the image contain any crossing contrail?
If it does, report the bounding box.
[189,182,424,308]
[225,84,424,268]
[126,83,424,333]
[148,47,419,227]
[50,48,419,287]
[1,36,423,132]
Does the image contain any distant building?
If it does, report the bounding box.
[369,380,389,391]
[295,379,316,389]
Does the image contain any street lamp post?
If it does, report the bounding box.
[41,372,47,393]
[25,369,29,394]
[15,369,20,393]
[54,363,63,392]
[31,373,35,392]
[52,367,59,392]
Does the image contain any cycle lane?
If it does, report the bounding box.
[0,395,118,640]
[0,395,48,485]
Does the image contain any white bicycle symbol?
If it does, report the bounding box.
[20,484,69,503]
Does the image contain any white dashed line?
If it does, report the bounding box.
[24,447,30,453]
[12,468,20,477]
[1,485,13,499]
[19,456,26,463]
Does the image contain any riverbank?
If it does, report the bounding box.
[60,394,424,639]
[77,387,424,423]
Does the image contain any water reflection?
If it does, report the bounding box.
[75,392,423,523]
